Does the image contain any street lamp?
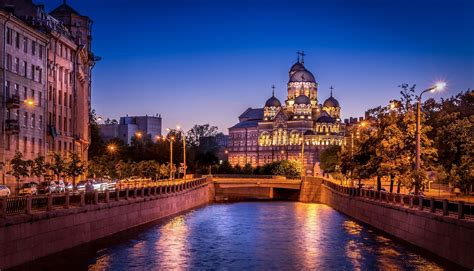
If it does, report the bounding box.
[135,131,142,139]
[158,134,175,180]
[176,125,187,180]
[414,82,446,192]
[107,144,117,153]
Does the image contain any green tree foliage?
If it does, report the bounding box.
[65,152,85,188]
[341,84,437,193]
[423,91,473,193]
[8,151,30,189]
[320,145,341,173]
[49,153,65,180]
[186,124,218,147]
[31,155,47,179]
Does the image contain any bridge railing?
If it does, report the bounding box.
[211,174,282,179]
[321,179,474,221]
[0,178,209,218]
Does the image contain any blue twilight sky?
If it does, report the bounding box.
[41,0,473,133]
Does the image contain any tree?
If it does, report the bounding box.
[186,124,218,147]
[272,160,302,179]
[423,91,474,193]
[89,109,105,158]
[65,152,85,189]
[242,163,253,174]
[31,155,47,180]
[49,153,65,180]
[8,151,30,191]
[320,145,341,173]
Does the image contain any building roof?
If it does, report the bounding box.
[316,115,336,123]
[50,2,82,16]
[265,96,281,107]
[323,96,340,108]
[289,61,306,74]
[295,94,311,105]
[230,120,260,129]
[238,108,263,121]
[289,69,315,83]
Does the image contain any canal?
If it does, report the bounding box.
[14,202,453,270]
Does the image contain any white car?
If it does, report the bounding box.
[0,185,11,197]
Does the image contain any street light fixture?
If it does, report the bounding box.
[176,125,187,180]
[159,134,175,179]
[107,144,117,153]
[414,81,446,193]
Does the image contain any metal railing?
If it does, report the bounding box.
[0,178,209,218]
[322,179,474,220]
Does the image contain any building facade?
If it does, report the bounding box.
[99,115,162,145]
[228,57,345,175]
[0,0,96,188]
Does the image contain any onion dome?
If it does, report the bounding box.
[295,94,311,105]
[289,70,315,83]
[323,87,340,107]
[265,96,281,107]
[289,62,306,75]
[304,130,316,136]
[265,85,281,107]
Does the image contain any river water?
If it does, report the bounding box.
[16,202,453,270]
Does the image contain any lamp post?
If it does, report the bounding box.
[300,132,305,177]
[415,82,446,193]
[176,125,187,180]
[158,133,175,180]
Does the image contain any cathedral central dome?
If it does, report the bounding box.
[289,70,315,83]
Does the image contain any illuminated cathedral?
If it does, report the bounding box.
[228,53,345,175]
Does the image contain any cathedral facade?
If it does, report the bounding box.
[228,56,345,175]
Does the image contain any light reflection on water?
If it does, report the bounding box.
[15,202,449,270]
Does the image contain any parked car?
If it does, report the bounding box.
[19,182,38,196]
[64,182,73,192]
[54,180,66,193]
[409,191,425,197]
[76,180,88,191]
[0,185,11,197]
[37,181,57,194]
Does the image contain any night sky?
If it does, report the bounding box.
[41,0,473,132]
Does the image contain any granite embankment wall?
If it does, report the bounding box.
[319,182,474,269]
[0,178,214,269]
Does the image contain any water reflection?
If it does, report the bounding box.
[17,202,450,271]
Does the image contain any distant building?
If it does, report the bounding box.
[228,55,345,175]
[99,115,162,145]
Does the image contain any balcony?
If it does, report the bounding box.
[5,119,20,134]
[6,94,21,109]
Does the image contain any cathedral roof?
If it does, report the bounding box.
[265,96,281,107]
[230,120,260,129]
[323,88,340,107]
[316,115,336,123]
[295,94,311,105]
[323,96,340,108]
[289,62,306,74]
[289,70,315,83]
[238,108,263,121]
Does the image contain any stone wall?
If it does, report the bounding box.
[0,180,214,269]
[320,184,474,269]
[298,176,322,202]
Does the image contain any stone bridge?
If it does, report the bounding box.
[212,176,321,201]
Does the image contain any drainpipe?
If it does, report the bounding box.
[2,13,12,185]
